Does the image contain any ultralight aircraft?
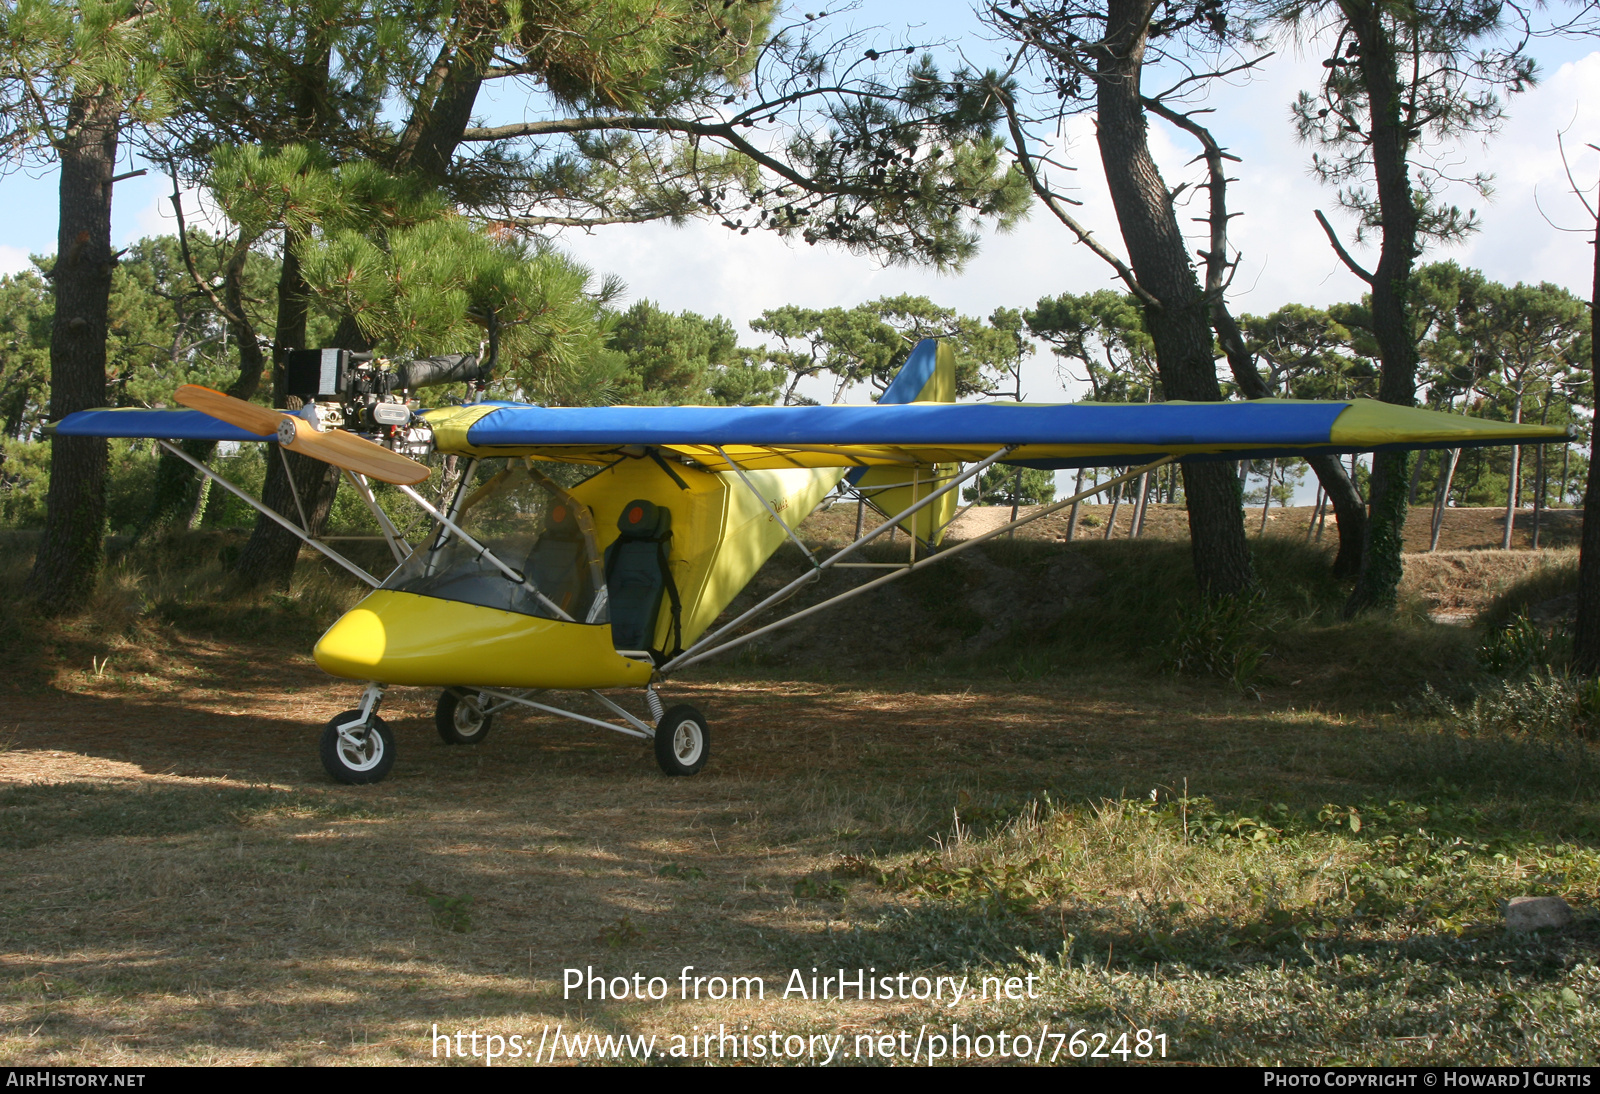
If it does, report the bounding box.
[53,339,1569,784]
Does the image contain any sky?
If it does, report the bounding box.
[4,1,1600,500]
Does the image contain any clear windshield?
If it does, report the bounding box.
[383,459,608,624]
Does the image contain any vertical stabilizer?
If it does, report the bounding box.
[849,339,962,546]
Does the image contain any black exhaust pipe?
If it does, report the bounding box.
[395,354,487,390]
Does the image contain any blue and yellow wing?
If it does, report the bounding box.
[422,397,1569,470]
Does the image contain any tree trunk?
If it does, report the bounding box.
[1430,449,1460,552]
[1533,397,1549,548]
[1307,485,1323,541]
[29,92,121,614]
[1066,467,1084,540]
[233,29,333,591]
[392,15,498,182]
[1575,206,1600,671]
[1307,455,1367,575]
[189,474,210,529]
[1095,0,1252,596]
[1406,447,1427,504]
[233,314,360,590]
[1213,302,1365,574]
[1502,391,1524,550]
[1258,459,1275,534]
[1342,7,1422,616]
[140,436,217,539]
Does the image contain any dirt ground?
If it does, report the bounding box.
[0,634,1315,1065]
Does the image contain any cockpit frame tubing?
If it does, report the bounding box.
[663,453,1179,674]
[157,441,381,588]
[393,482,576,623]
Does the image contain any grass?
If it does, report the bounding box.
[0,782,381,850]
[0,528,1594,1064]
[1477,550,1580,633]
[819,781,1599,1065]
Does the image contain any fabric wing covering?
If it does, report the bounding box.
[54,398,1571,472]
[52,407,272,443]
[422,398,1572,472]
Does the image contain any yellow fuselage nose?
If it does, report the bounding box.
[313,590,654,690]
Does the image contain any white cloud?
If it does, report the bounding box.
[556,41,1600,373]
[130,183,230,242]
[0,245,35,277]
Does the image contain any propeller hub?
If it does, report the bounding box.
[276,418,299,446]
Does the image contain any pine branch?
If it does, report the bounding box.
[999,94,1161,310]
[1314,209,1375,283]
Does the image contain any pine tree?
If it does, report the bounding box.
[0,0,199,611]
[1276,0,1535,613]
[980,0,1256,597]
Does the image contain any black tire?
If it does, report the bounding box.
[320,709,396,785]
[653,704,709,776]
[436,689,494,745]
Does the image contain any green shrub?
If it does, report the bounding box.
[1477,610,1568,676]
[1423,671,1599,741]
[1164,593,1271,691]
[0,439,49,527]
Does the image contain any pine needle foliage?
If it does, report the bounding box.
[299,218,616,405]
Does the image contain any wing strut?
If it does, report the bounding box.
[660,453,1179,675]
[156,441,381,588]
[660,444,1018,673]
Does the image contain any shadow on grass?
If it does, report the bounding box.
[0,781,384,850]
[818,881,1599,1002]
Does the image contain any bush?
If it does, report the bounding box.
[0,439,49,527]
[1164,593,1272,691]
[1478,554,1578,633]
[1477,610,1568,676]
[1422,671,1600,741]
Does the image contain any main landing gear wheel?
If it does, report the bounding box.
[436,689,494,745]
[320,710,395,785]
[654,704,709,777]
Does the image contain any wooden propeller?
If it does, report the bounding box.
[175,384,430,486]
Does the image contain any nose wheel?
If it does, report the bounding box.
[653,705,709,776]
[320,709,395,784]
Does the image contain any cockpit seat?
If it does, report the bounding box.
[525,503,594,618]
[605,499,676,653]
